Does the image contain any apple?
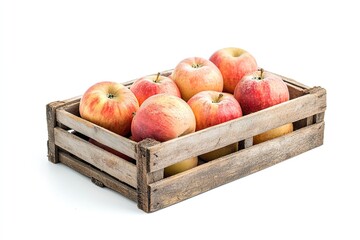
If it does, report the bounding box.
[188,91,243,161]
[89,138,135,164]
[253,123,293,145]
[130,72,181,106]
[131,94,196,142]
[199,144,238,162]
[164,156,198,177]
[131,94,198,176]
[79,81,139,136]
[187,91,243,130]
[210,47,257,93]
[171,57,223,101]
[234,69,290,115]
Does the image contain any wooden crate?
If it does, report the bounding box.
[46,70,326,213]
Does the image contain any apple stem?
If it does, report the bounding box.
[260,68,264,79]
[107,93,115,99]
[192,63,202,68]
[213,93,224,103]
[155,72,161,83]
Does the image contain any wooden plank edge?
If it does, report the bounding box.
[148,122,325,212]
[56,108,137,159]
[54,127,138,188]
[269,71,310,89]
[147,88,326,172]
[58,151,137,202]
[62,101,80,115]
[47,97,82,163]
[136,139,164,213]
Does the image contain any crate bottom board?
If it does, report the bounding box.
[53,122,324,212]
[58,151,137,202]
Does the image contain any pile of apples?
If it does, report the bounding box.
[79,47,292,177]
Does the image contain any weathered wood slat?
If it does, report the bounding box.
[54,127,137,188]
[62,100,80,116]
[271,72,310,89]
[56,108,137,159]
[47,97,82,163]
[287,84,306,99]
[315,112,325,123]
[147,87,326,172]
[148,122,325,212]
[136,139,164,212]
[58,151,137,202]
[272,72,310,99]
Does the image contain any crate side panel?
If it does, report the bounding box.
[287,83,306,99]
[62,100,80,116]
[56,109,137,159]
[274,72,310,89]
[149,122,324,212]
[148,87,326,172]
[54,127,137,188]
[59,151,137,202]
[47,97,82,163]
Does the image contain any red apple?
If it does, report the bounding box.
[131,94,196,142]
[188,91,243,161]
[130,72,181,106]
[210,47,257,93]
[131,94,198,176]
[171,57,223,101]
[79,81,139,136]
[234,69,290,115]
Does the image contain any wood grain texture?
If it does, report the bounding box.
[54,127,137,188]
[46,97,80,163]
[315,112,325,123]
[147,87,326,172]
[148,122,325,212]
[272,71,310,89]
[260,70,309,99]
[56,108,137,159]
[287,84,306,99]
[244,137,253,148]
[58,151,137,202]
[62,100,80,116]
[136,139,163,213]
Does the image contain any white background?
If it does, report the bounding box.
[1,0,359,239]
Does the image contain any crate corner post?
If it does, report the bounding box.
[136,138,163,213]
[46,101,66,164]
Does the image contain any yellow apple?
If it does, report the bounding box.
[164,157,198,177]
[199,144,238,162]
[253,123,294,144]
